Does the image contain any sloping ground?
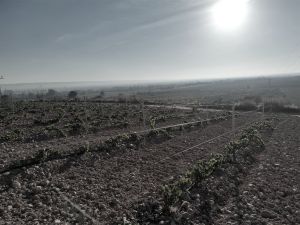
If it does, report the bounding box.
[214,116,300,225]
[0,114,259,224]
[1,114,298,225]
[0,110,222,171]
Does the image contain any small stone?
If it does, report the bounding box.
[13,181,21,189]
[54,219,61,224]
[247,203,254,209]
[63,184,70,190]
[13,202,21,208]
[36,186,42,190]
[258,192,265,198]
[180,201,190,211]
[8,205,13,211]
[244,213,250,219]
[169,206,178,213]
[39,180,49,187]
[261,210,276,219]
[123,217,131,224]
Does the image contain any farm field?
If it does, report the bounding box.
[2,0,300,224]
[0,101,229,170]
[0,99,299,225]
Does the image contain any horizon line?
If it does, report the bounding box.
[1,72,300,86]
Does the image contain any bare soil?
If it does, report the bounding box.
[0,107,298,225]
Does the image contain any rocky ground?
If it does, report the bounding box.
[0,112,299,225]
[0,103,220,171]
[214,116,300,225]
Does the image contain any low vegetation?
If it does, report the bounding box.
[132,119,276,224]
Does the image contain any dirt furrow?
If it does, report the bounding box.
[0,113,262,224]
[0,113,225,171]
[214,116,300,225]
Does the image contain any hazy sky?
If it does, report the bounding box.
[1,0,300,83]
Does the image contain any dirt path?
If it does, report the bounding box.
[148,104,228,112]
[214,116,300,225]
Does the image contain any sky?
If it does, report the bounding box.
[0,0,300,84]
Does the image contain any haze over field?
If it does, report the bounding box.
[1,0,300,84]
[1,2,300,224]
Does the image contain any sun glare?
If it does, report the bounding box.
[212,0,250,31]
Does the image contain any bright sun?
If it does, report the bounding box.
[212,0,250,31]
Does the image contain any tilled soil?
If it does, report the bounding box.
[1,113,298,225]
[0,112,215,171]
[0,112,259,224]
[213,116,300,225]
[2,102,216,167]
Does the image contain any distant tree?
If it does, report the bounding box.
[1,95,9,103]
[68,91,78,99]
[117,93,125,102]
[100,90,105,98]
[27,92,35,100]
[46,89,57,98]
[254,96,262,104]
[4,90,14,96]
[243,95,262,105]
[36,93,44,100]
[0,95,10,108]
[129,94,138,103]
